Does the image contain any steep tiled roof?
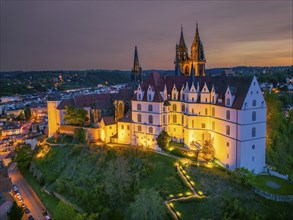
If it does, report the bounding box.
[116,89,134,101]
[102,116,116,126]
[133,72,252,110]
[57,93,113,110]
[118,110,132,123]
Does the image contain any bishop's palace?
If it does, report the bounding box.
[48,24,266,174]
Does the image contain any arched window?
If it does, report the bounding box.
[252,111,256,121]
[226,110,230,120]
[137,104,141,110]
[173,114,177,123]
[252,99,257,107]
[226,125,230,135]
[181,104,185,112]
[226,98,230,106]
[149,127,153,134]
[172,104,177,112]
[148,104,153,112]
[137,114,141,122]
[212,107,215,116]
[149,115,153,124]
[138,125,142,132]
[252,127,256,137]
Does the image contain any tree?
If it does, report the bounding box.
[7,201,24,220]
[129,188,166,220]
[24,106,31,121]
[74,213,99,220]
[201,139,215,162]
[104,157,132,206]
[232,168,255,187]
[156,130,171,150]
[54,201,76,220]
[73,128,86,143]
[64,106,89,126]
[15,145,33,169]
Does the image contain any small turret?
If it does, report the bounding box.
[131,46,142,86]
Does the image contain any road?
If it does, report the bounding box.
[8,162,45,220]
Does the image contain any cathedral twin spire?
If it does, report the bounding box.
[175,22,206,76]
[131,46,142,86]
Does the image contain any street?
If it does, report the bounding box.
[8,162,45,220]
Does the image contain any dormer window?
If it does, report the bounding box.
[148,94,152,101]
[212,96,215,103]
[226,98,230,106]
[173,94,176,100]
[182,94,185,101]
[252,99,256,107]
[138,94,141,100]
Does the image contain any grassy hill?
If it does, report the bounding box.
[23,144,293,220]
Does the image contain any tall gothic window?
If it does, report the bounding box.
[172,104,177,112]
[137,114,142,123]
[137,104,141,110]
[252,111,256,121]
[226,110,230,120]
[149,127,153,134]
[148,104,153,112]
[173,114,177,123]
[252,127,256,137]
[149,115,153,124]
[252,99,257,107]
[226,125,230,135]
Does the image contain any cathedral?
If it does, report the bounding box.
[47,24,266,174]
[175,23,206,76]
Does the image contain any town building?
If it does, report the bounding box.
[47,24,266,174]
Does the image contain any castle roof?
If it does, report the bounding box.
[133,72,253,110]
[101,116,116,126]
[118,110,133,123]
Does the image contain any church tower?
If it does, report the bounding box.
[190,22,206,76]
[131,46,142,86]
[175,23,206,76]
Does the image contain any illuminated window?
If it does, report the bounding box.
[149,127,153,134]
[226,125,230,135]
[137,114,141,123]
[212,121,215,130]
[252,99,256,107]
[226,110,230,120]
[252,127,256,137]
[202,123,206,128]
[149,115,153,124]
[137,104,141,110]
[148,104,153,112]
[172,104,177,112]
[212,107,215,116]
[173,114,177,123]
[138,125,142,131]
[252,111,256,121]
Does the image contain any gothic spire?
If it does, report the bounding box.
[191,22,205,62]
[133,46,140,72]
[178,25,187,49]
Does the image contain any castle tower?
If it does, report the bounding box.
[131,46,142,87]
[190,22,206,76]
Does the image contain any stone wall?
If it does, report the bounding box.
[252,187,293,202]
[60,125,100,142]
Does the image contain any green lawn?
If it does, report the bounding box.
[20,168,60,216]
[170,141,185,149]
[253,175,293,195]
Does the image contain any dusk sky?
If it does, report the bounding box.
[0,1,292,71]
